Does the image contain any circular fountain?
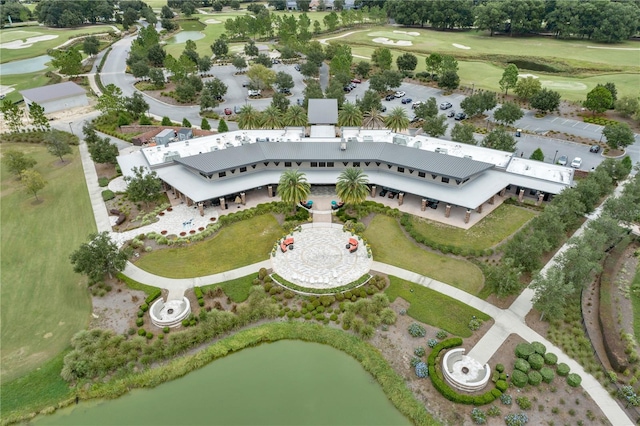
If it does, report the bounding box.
[442,348,491,392]
[150,297,191,328]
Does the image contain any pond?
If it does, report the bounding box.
[34,340,410,426]
[0,54,52,75]
[168,31,205,44]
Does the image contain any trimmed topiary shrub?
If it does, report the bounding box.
[566,373,582,387]
[540,367,554,383]
[514,358,530,373]
[102,190,115,201]
[531,341,546,355]
[515,343,535,359]
[135,317,143,327]
[544,352,558,365]
[496,364,505,373]
[527,370,542,386]
[408,323,426,337]
[137,328,146,336]
[528,353,544,370]
[496,380,508,392]
[511,370,528,388]
[557,363,570,376]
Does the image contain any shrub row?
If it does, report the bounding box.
[583,116,618,126]
[218,202,289,226]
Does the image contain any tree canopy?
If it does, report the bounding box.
[69,232,130,283]
[336,168,369,206]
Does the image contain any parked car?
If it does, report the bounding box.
[242,82,250,87]
[412,101,423,109]
[271,58,281,64]
[557,155,568,166]
[454,112,467,120]
[410,116,424,123]
[439,102,453,110]
[297,98,303,106]
[571,157,582,168]
[234,105,242,114]
[394,91,406,98]
[426,198,439,209]
[446,110,455,118]
[380,105,387,112]
[385,94,395,101]
[589,145,601,153]
[401,97,413,104]
[224,108,233,115]
[379,189,388,197]
[278,88,291,94]
[351,78,361,84]
[344,86,352,92]
[248,89,261,97]
[294,64,301,71]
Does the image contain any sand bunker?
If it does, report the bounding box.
[542,80,587,91]
[372,37,413,46]
[393,30,419,36]
[518,73,539,79]
[0,85,15,96]
[587,45,640,51]
[205,19,221,24]
[0,35,58,50]
[452,43,470,50]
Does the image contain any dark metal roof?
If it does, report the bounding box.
[20,82,86,103]
[174,142,494,179]
[308,99,338,124]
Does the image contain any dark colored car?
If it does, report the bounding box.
[401,98,413,104]
[279,88,291,94]
[294,64,301,71]
[380,105,387,112]
[344,86,352,92]
[426,198,439,209]
[589,145,601,153]
[379,189,388,197]
[224,108,232,115]
[385,94,395,101]
[454,112,467,120]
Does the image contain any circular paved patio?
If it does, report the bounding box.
[271,224,373,290]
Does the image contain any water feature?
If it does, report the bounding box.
[168,31,205,44]
[150,297,191,328]
[0,54,52,75]
[34,341,410,425]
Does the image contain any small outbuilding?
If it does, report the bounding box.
[155,129,174,146]
[177,128,193,141]
[20,81,88,114]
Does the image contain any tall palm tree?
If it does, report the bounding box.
[338,102,363,127]
[284,105,308,127]
[362,108,385,129]
[260,106,283,129]
[336,168,369,206]
[278,169,311,213]
[384,107,409,133]
[237,105,262,130]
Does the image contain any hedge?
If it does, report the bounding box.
[567,373,582,387]
[515,343,535,359]
[528,353,544,370]
[531,341,546,355]
[427,338,501,405]
[556,363,570,376]
[543,352,558,365]
[511,370,528,388]
[116,273,162,305]
[102,189,115,201]
[194,287,203,299]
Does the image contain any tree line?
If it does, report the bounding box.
[386,0,639,43]
[33,0,155,29]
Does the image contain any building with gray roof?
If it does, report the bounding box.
[20,82,88,114]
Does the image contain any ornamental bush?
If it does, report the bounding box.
[531,341,546,355]
[567,373,582,387]
[527,370,542,386]
[515,396,531,410]
[500,394,512,405]
[408,323,426,337]
[511,370,528,388]
[495,380,508,392]
[528,353,544,370]
[135,318,143,327]
[496,364,505,373]
[414,346,426,357]
[540,367,554,383]
[544,352,558,365]
[515,343,535,359]
[137,328,146,336]
[504,412,528,426]
[557,363,570,376]
[514,358,530,373]
[427,338,438,348]
[436,330,448,339]
[487,405,501,417]
[470,407,486,424]
[415,362,428,378]
[410,356,421,367]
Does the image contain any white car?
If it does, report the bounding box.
[571,157,582,168]
[412,101,423,109]
[248,89,261,97]
[439,102,453,110]
[394,91,406,98]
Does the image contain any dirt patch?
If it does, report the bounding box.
[89,278,147,334]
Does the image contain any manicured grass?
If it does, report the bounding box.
[632,260,640,343]
[0,143,94,382]
[0,70,53,103]
[0,349,73,421]
[385,276,491,338]
[363,215,484,295]
[409,204,536,251]
[0,26,113,63]
[201,274,256,303]
[134,214,283,278]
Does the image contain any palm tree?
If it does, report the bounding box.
[278,170,311,213]
[362,108,385,129]
[337,102,363,127]
[384,107,409,133]
[336,168,369,207]
[261,106,283,129]
[237,105,262,130]
[284,105,308,127]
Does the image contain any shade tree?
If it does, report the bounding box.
[602,123,635,150]
[450,123,476,145]
[69,232,130,283]
[123,166,163,207]
[493,102,523,126]
[45,130,73,163]
[2,150,37,178]
[20,169,47,201]
[530,88,561,115]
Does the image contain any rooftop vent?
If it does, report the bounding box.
[340,142,347,151]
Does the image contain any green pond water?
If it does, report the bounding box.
[33,341,411,426]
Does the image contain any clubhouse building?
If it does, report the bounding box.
[117,126,574,225]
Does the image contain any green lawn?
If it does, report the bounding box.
[0,26,113,63]
[632,260,640,343]
[0,70,53,103]
[201,274,256,303]
[385,276,491,338]
[0,143,95,382]
[409,204,536,251]
[363,215,484,295]
[135,214,283,278]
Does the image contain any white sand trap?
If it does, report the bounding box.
[518,73,539,79]
[372,37,412,46]
[393,30,419,37]
[542,80,587,91]
[0,85,15,96]
[452,43,470,50]
[0,35,58,50]
[205,19,221,24]
[587,45,640,51]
